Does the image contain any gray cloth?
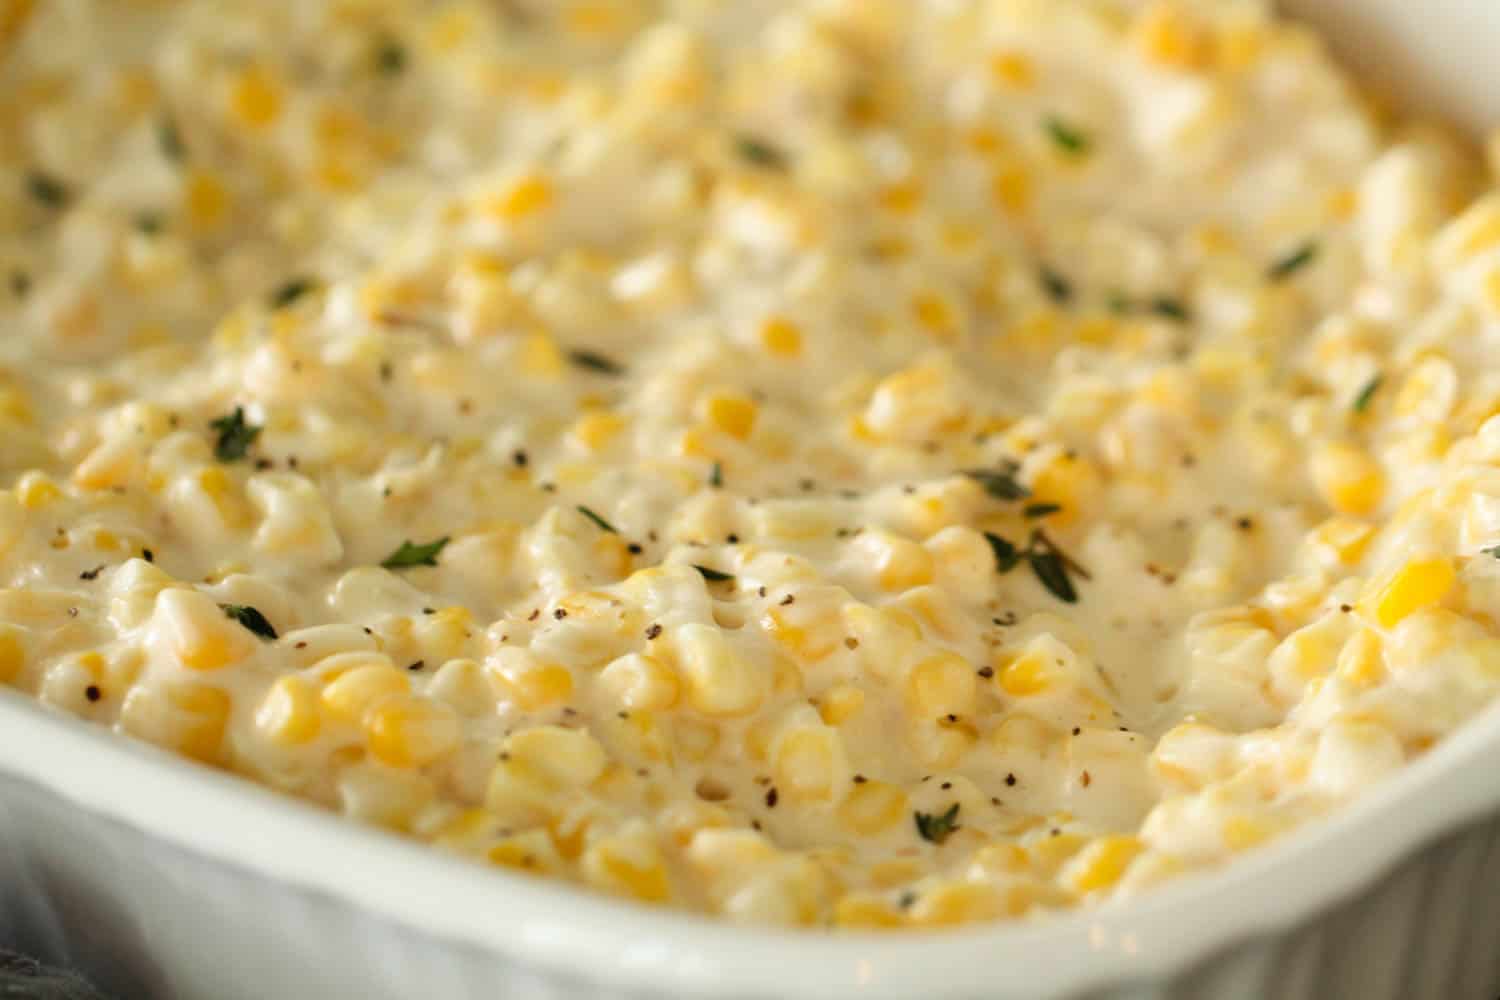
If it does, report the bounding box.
[0,951,108,1000]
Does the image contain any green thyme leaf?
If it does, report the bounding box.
[1148,297,1190,321]
[567,350,624,375]
[1043,115,1090,155]
[984,532,1022,573]
[270,278,316,309]
[25,171,69,208]
[1039,266,1073,304]
[914,803,961,844]
[375,38,408,75]
[1353,374,1382,414]
[220,604,278,640]
[709,461,723,488]
[694,565,734,582]
[1027,550,1077,604]
[963,465,1030,501]
[576,505,618,533]
[735,135,787,169]
[158,118,186,162]
[1268,241,1318,281]
[380,537,450,569]
[208,407,262,462]
[1023,502,1062,519]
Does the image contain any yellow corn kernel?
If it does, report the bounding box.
[570,410,626,451]
[907,652,977,719]
[817,684,865,726]
[503,725,608,789]
[320,662,410,723]
[159,589,258,672]
[878,181,922,214]
[674,623,767,717]
[836,779,908,835]
[1310,442,1384,516]
[255,675,321,746]
[997,652,1056,697]
[1335,628,1384,689]
[1063,835,1144,894]
[599,652,679,711]
[486,831,559,874]
[832,893,906,929]
[908,882,1005,927]
[701,394,757,440]
[971,842,1031,876]
[988,51,1036,89]
[871,536,935,592]
[1223,815,1279,852]
[990,163,1032,214]
[365,693,461,767]
[772,726,840,802]
[581,835,671,903]
[1309,517,1375,565]
[1361,557,1456,629]
[1133,1,1211,71]
[759,316,803,357]
[1029,452,1099,527]
[1026,831,1088,877]
[185,169,231,230]
[228,66,284,128]
[121,681,231,764]
[1216,18,1266,71]
[0,626,22,684]
[482,173,554,221]
[493,659,574,711]
[16,472,60,510]
[911,292,959,342]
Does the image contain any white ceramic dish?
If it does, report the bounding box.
[5,4,1500,998]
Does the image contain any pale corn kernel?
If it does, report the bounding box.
[483,173,554,221]
[120,681,231,764]
[17,472,61,510]
[320,661,410,723]
[1361,558,1456,629]
[505,725,608,789]
[865,532,935,592]
[1025,831,1088,877]
[581,833,671,903]
[988,51,1036,89]
[674,717,719,761]
[365,693,461,767]
[1063,835,1144,894]
[1310,442,1385,516]
[156,588,259,672]
[701,394,757,440]
[906,652,977,719]
[832,893,906,929]
[1335,629,1385,688]
[759,316,803,357]
[772,726,842,802]
[1309,517,1375,565]
[908,882,1005,927]
[1223,815,1279,852]
[0,626,24,684]
[598,652,680,712]
[255,674,321,746]
[673,623,767,717]
[817,684,865,726]
[836,779,908,835]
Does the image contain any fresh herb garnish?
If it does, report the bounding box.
[576,505,618,533]
[8,271,30,298]
[735,135,787,170]
[220,604,278,640]
[1484,546,1500,559]
[1353,374,1382,413]
[985,532,1023,573]
[375,38,408,75]
[380,537,450,569]
[1043,115,1090,155]
[158,118,186,162]
[1268,241,1318,281]
[694,565,734,582]
[914,803,961,844]
[1039,266,1073,304]
[1023,502,1062,519]
[1104,290,1132,315]
[963,463,1030,501]
[1148,297,1190,321]
[134,213,164,235]
[984,528,1089,604]
[209,406,262,462]
[566,350,624,375]
[270,278,316,309]
[709,461,723,488]
[25,171,69,209]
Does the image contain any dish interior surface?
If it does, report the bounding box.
[3,0,1500,936]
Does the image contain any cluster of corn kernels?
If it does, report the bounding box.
[4,0,1500,928]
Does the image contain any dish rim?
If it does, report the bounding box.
[2,688,1498,998]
